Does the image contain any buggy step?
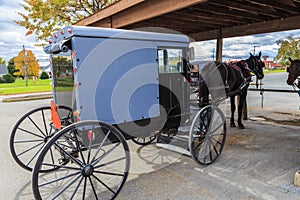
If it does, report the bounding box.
[156,143,191,156]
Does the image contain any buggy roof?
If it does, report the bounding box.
[51,25,190,44]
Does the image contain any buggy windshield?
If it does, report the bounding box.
[52,51,75,109]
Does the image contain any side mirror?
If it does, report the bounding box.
[189,47,195,61]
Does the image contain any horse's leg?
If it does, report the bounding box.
[237,93,246,129]
[198,75,209,108]
[230,95,236,127]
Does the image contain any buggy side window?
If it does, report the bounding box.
[158,48,183,73]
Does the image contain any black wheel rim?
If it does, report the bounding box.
[10,106,72,172]
[32,121,130,200]
[131,135,156,145]
[189,105,226,165]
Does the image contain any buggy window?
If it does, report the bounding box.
[52,51,74,109]
[158,48,183,73]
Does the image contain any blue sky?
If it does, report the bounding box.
[1,0,300,65]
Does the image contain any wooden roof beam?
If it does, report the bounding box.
[166,12,237,27]
[209,0,281,18]
[77,0,146,26]
[249,0,299,14]
[110,0,208,28]
[174,9,245,24]
[193,3,263,22]
[78,0,208,27]
[189,15,300,41]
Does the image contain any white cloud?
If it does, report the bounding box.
[0,0,48,65]
[196,29,300,61]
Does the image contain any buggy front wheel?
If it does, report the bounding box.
[189,105,226,165]
[32,120,130,200]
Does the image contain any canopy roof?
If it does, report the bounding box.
[76,0,300,41]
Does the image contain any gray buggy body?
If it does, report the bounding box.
[45,25,191,138]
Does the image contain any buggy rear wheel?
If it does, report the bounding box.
[189,105,226,165]
[32,120,130,200]
[9,105,72,172]
[131,134,156,145]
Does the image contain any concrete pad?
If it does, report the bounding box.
[1,97,300,199]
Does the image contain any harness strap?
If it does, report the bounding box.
[225,61,251,96]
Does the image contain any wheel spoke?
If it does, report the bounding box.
[14,139,43,143]
[211,136,223,146]
[93,170,125,177]
[94,157,126,169]
[82,177,87,199]
[89,176,99,200]
[212,140,220,156]
[91,130,111,163]
[17,127,44,139]
[87,125,95,164]
[208,138,213,161]
[192,139,203,151]
[70,177,84,200]
[42,162,81,170]
[27,115,47,137]
[17,141,44,157]
[73,129,86,165]
[50,174,82,199]
[202,139,209,163]
[210,123,224,134]
[26,143,46,166]
[49,147,55,166]
[54,143,83,167]
[39,171,81,187]
[208,109,215,131]
[41,109,49,136]
[92,174,116,195]
[92,142,121,166]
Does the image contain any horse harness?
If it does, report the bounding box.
[222,61,252,97]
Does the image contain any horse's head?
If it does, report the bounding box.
[287,57,300,86]
[248,51,264,80]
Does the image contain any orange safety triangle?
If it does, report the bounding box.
[50,100,62,130]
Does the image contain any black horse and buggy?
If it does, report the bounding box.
[9,26,264,199]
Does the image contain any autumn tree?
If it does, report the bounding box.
[0,57,6,64]
[16,0,118,41]
[14,50,40,78]
[275,36,300,66]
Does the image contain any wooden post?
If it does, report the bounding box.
[216,37,223,62]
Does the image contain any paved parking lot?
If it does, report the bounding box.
[0,95,300,199]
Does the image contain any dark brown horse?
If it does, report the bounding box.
[199,52,264,129]
[287,57,300,88]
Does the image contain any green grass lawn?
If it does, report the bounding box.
[0,69,287,95]
[0,78,52,95]
[263,68,286,74]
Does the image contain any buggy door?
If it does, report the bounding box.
[158,48,189,130]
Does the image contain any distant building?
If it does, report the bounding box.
[0,64,8,77]
[262,56,283,69]
[39,65,51,75]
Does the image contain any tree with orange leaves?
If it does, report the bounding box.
[14,50,40,78]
